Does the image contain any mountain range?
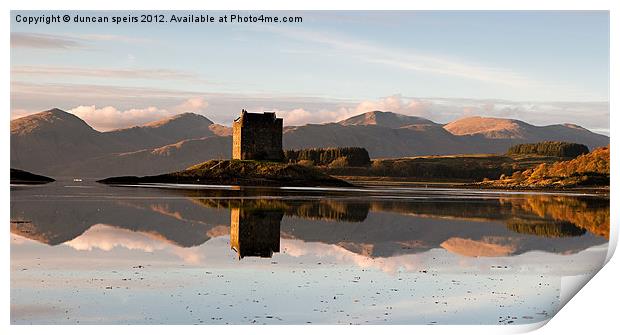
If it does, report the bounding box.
[10,108,609,178]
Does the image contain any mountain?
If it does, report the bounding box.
[283,122,476,157]
[338,111,439,127]
[10,109,609,178]
[444,116,608,149]
[101,112,220,151]
[10,109,227,176]
[11,108,116,173]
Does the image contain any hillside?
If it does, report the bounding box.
[10,109,229,177]
[11,108,118,173]
[479,146,610,189]
[99,160,353,187]
[101,112,220,151]
[444,116,608,149]
[338,111,439,127]
[11,109,609,178]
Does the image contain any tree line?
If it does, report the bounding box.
[507,141,589,157]
[284,147,371,167]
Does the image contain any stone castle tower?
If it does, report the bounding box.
[232,109,283,161]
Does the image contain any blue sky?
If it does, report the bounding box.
[10,11,610,133]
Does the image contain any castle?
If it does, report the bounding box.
[232,109,283,161]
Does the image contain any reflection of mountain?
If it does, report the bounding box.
[10,184,608,260]
[10,191,229,247]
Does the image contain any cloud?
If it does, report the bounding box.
[268,95,459,126]
[67,97,209,131]
[11,32,152,49]
[11,32,83,49]
[12,65,209,82]
[281,239,423,274]
[68,105,174,131]
[174,97,208,113]
[269,95,609,134]
[259,26,537,88]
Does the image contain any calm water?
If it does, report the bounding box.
[10,181,610,325]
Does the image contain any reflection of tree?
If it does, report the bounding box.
[369,200,510,221]
[192,198,369,222]
[500,196,609,239]
[506,218,586,238]
[366,196,608,239]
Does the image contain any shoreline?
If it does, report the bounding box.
[337,176,609,196]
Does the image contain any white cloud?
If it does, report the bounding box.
[10,81,609,135]
[68,105,175,131]
[67,97,210,131]
[268,95,609,134]
[174,97,208,113]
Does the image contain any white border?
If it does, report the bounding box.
[2,1,617,334]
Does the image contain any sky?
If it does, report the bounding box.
[10,11,610,134]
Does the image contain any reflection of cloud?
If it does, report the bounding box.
[281,239,422,274]
[64,224,203,264]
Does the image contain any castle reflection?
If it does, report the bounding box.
[230,207,282,259]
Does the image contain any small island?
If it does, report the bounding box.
[99,110,352,188]
[98,159,352,187]
[10,168,55,184]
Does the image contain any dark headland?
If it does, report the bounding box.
[10,168,55,184]
[98,160,353,187]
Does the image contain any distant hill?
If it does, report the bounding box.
[338,111,439,127]
[10,109,609,178]
[444,116,608,149]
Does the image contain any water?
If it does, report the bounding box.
[10,180,609,325]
